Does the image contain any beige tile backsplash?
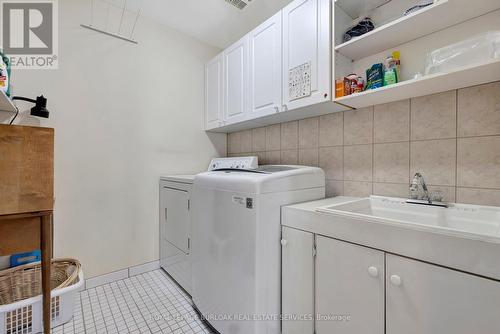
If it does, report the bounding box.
[344,107,373,145]
[457,81,500,138]
[373,142,410,183]
[374,100,410,143]
[280,121,299,150]
[410,91,457,140]
[299,118,319,149]
[344,145,373,182]
[266,124,281,151]
[227,82,500,206]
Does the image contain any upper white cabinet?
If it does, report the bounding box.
[316,236,385,334]
[386,254,500,334]
[248,12,283,119]
[282,0,331,111]
[205,0,500,132]
[223,36,249,125]
[205,0,343,132]
[205,54,223,130]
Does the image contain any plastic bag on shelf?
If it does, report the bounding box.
[424,31,500,75]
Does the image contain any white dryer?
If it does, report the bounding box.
[191,158,325,334]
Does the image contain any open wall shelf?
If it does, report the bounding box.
[335,0,500,61]
[334,58,500,109]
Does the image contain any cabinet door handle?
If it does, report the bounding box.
[280,239,288,246]
[390,275,402,286]
[282,104,288,112]
[165,208,168,220]
[368,266,379,277]
[274,106,280,113]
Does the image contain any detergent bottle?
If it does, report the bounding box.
[0,51,11,97]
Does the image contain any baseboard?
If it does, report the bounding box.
[84,260,160,290]
[129,260,160,277]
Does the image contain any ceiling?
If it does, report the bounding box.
[102,0,294,49]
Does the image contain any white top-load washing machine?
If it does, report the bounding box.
[191,157,325,334]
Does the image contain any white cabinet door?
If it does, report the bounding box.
[386,254,500,334]
[162,186,190,254]
[223,36,249,125]
[281,227,314,334]
[282,0,331,111]
[205,53,223,130]
[316,236,385,334]
[159,181,193,294]
[248,12,282,119]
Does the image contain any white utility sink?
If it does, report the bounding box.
[317,196,500,241]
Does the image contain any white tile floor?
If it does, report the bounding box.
[52,270,213,334]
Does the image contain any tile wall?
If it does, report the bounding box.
[227,81,500,206]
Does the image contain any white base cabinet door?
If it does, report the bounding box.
[386,254,500,334]
[248,12,283,119]
[281,227,314,334]
[160,181,192,294]
[282,0,331,111]
[223,36,249,125]
[205,54,223,130]
[315,236,385,334]
[162,186,190,253]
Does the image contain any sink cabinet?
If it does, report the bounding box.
[386,254,500,334]
[282,226,500,334]
[316,236,384,334]
[281,227,315,334]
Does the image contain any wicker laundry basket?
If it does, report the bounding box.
[0,258,84,334]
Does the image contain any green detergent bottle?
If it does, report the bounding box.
[0,51,11,97]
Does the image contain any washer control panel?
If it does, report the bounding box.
[208,156,259,171]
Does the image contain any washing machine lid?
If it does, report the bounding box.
[194,165,325,194]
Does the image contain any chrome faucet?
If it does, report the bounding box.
[406,172,448,207]
[409,172,429,200]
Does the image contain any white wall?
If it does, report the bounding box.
[6,0,226,277]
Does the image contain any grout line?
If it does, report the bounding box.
[371,106,375,194]
[316,117,319,166]
[456,133,500,139]
[86,289,99,333]
[342,111,345,195]
[79,293,87,334]
[115,279,140,333]
[409,97,412,184]
[116,281,133,333]
[455,89,459,201]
